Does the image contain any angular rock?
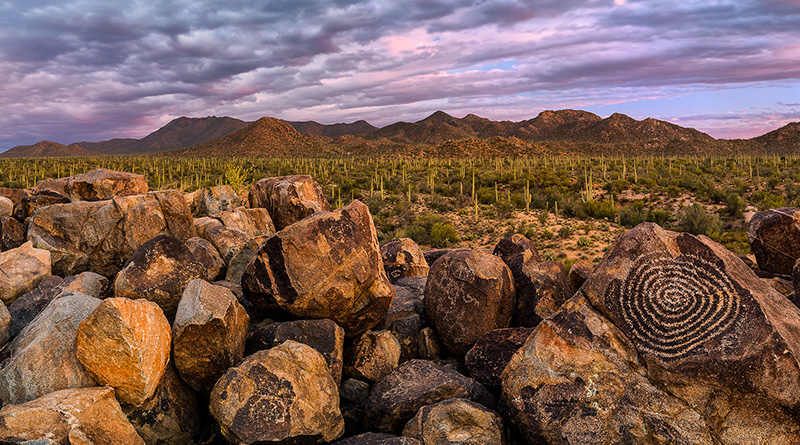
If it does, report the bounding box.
[122,364,201,445]
[33,177,69,198]
[381,238,430,283]
[248,174,332,231]
[0,302,9,349]
[0,216,25,251]
[75,297,172,406]
[185,236,226,281]
[0,292,101,405]
[204,225,250,265]
[387,314,424,363]
[0,386,144,444]
[242,200,395,336]
[365,359,494,434]
[423,249,515,355]
[210,340,344,444]
[568,260,594,294]
[333,433,421,445]
[214,207,275,238]
[0,196,12,218]
[150,190,197,241]
[189,185,240,217]
[172,279,249,393]
[114,235,206,319]
[493,234,541,265]
[385,277,427,327]
[464,327,535,388]
[422,248,454,267]
[580,222,800,442]
[246,319,345,385]
[65,168,148,201]
[747,207,800,275]
[14,192,70,221]
[402,398,506,445]
[339,378,370,437]
[225,236,268,285]
[0,187,29,220]
[0,242,51,305]
[416,327,441,361]
[345,330,402,382]
[193,216,223,238]
[511,259,571,328]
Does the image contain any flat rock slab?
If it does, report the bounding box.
[248,174,332,231]
[402,398,506,445]
[65,168,148,201]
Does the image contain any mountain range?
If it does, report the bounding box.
[2,110,798,158]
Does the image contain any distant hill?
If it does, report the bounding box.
[77,116,249,154]
[752,122,800,151]
[0,141,97,158]
[287,120,377,138]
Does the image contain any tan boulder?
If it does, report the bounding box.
[75,297,172,406]
[214,206,275,238]
[0,241,51,305]
[193,216,223,238]
[242,200,395,336]
[0,386,144,444]
[0,196,12,217]
[188,184,241,217]
[204,225,250,265]
[65,168,148,201]
[0,292,101,405]
[402,398,506,445]
[344,330,401,382]
[248,174,332,230]
[173,279,249,393]
[210,340,344,444]
[185,236,226,281]
[380,238,429,283]
[0,302,10,349]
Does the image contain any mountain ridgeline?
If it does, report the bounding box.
[3,110,798,158]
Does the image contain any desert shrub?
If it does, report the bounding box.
[430,222,460,247]
[405,212,459,247]
[723,192,746,216]
[582,199,615,220]
[558,226,574,238]
[619,201,646,228]
[646,208,673,227]
[679,204,722,237]
[758,192,785,211]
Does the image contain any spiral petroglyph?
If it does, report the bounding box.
[605,251,741,359]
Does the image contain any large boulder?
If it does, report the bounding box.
[423,249,515,355]
[172,279,249,393]
[0,196,12,218]
[464,327,534,388]
[185,236,226,281]
[75,298,172,406]
[493,233,541,265]
[0,292,101,405]
[0,242,51,306]
[248,174,332,231]
[402,398,506,445]
[188,185,240,217]
[210,340,344,444]
[214,207,275,239]
[380,238,430,283]
[344,330,402,382]
[0,216,25,251]
[114,235,206,319]
[0,386,144,444]
[511,259,571,327]
[14,192,70,221]
[27,191,196,277]
[242,200,395,336]
[747,207,800,275]
[579,222,800,442]
[65,168,148,201]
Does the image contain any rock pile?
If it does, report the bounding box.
[4,171,800,444]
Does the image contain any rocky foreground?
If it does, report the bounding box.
[3,169,800,444]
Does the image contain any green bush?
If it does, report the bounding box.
[430,222,460,247]
[679,204,722,237]
[723,192,745,216]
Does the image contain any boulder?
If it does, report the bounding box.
[189,185,240,217]
[225,236,268,285]
[27,191,196,277]
[0,216,25,251]
[0,196,12,218]
[568,260,594,294]
[0,303,9,349]
[0,386,144,444]
[344,330,402,382]
[511,259,571,327]
[381,238,430,283]
[185,236,226,282]
[423,249,515,355]
[385,277,427,328]
[0,242,51,306]
[402,398,506,445]
[14,192,70,221]
[0,187,29,219]
[387,314,424,363]
[747,207,800,275]
[422,249,454,266]
[246,319,345,385]
[416,327,442,361]
[334,433,421,444]
[114,235,206,319]
[214,207,275,238]
[75,297,172,406]
[493,234,541,265]
[502,294,717,444]
[339,378,370,437]
[242,200,395,336]
[579,222,800,442]
[0,292,101,405]
[65,168,148,201]
[193,216,223,238]
[248,174,332,231]
[464,327,535,388]
[365,359,494,434]
[33,177,69,197]
[210,340,344,444]
[204,225,250,265]
[172,279,249,393]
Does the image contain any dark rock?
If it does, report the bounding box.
[339,378,370,438]
[402,398,506,445]
[747,207,800,275]
[511,259,571,328]
[0,188,29,220]
[416,327,442,361]
[465,327,535,388]
[0,216,25,251]
[493,234,541,265]
[203,225,250,265]
[333,432,421,445]
[567,261,594,294]
[225,236,268,285]
[248,174,332,231]
[422,249,453,266]
[0,302,9,349]
[13,192,70,222]
[381,238,429,283]
[185,236,225,281]
[385,277,426,328]
[387,314,423,363]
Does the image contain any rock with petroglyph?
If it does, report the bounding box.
[380,238,429,283]
[402,398,506,445]
[511,259,571,327]
[0,216,25,251]
[248,174,332,230]
[188,184,240,217]
[210,340,344,444]
[64,168,148,201]
[747,207,800,275]
[185,236,226,281]
[344,330,402,382]
[464,327,534,388]
[0,242,51,306]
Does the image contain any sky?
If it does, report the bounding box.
[1,0,799,150]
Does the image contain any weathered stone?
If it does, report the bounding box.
[511,259,571,328]
[416,327,441,361]
[248,174,332,231]
[568,260,594,294]
[193,215,223,238]
[464,327,534,388]
[242,200,395,336]
[387,314,423,363]
[0,188,29,220]
[493,234,541,265]
[204,225,250,265]
[150,190,197,241]
[185,236,225,281]
[333,432,421,445]
[0,386,144,444]
[214,207,275,238]
[75,297,172,406]
[61,271,110,298]
[422,249,454,267]
[381,238,430,283]
[579,222,800,442]
[402,398,506,445]
[189,185,240,217]
[0,302,9,349]
[65,168,148,201]
[0,196,12,218]
[424,249,515,355]
[33,177,69,198]
[210,340,344,444]
[385,277,427,328]
[122,364,201,445]
[225,236,268,285]
[14,192,70,221]
[345,330,401,382]
[0,216,25,251]
[173,279,249,393]
[365,359,494,434]
[0,292,100,405]
[0,242,51,306]
[114,235,206,319]
[246,319,345,385]
[747,207,800,275]
[339,378,370,438]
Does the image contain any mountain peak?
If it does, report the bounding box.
[419,110,457,125]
